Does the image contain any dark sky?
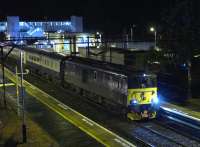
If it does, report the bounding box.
[0,0,177,34]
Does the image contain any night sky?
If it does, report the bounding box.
[0,0,179,34]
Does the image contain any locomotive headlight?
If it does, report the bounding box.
[152,96,159,104]
[130,99,138,105]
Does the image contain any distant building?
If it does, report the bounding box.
[0,16,94,54]
[31,32,99,54]
[0,16,102,55]
[0,16,83,38]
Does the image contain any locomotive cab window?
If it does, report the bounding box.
[128,74,157,88]
[139,76,156,88]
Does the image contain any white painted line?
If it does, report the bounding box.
[160,106,200,122]
[58,103,69,110]
[114,138,132,147]
[82,118,94,126]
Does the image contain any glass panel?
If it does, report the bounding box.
[128,75,156,88]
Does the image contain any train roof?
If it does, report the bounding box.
[109,47,149,54]
[19,46,65,60]
[66,56,155,77]
[83,47,149,54]
[14,46,155,78]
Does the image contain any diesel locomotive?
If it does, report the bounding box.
[4,46,159,120]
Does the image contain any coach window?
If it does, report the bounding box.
[117,80,120,88]
[94,71,97,80]
[53,61,54,68]
[55,62,57,69]
[114,79,119,89]
[50,61,52,68]
[103,74,109,86]
[48,60,50,67]
[41,57,44,64]
[51,61,54,68]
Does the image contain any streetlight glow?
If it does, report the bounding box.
[150,27,155,32]
[150,27,157,50]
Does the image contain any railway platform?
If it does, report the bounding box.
[0,106,59,147]
[3,65,136,147]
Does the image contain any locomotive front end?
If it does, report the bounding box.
[127,74,159,120]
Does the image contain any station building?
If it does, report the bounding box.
[0,16,100,54]
[0,16,83,37]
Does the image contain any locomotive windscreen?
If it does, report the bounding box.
[128,74,157,88]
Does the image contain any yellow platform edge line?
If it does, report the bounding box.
[0,83,15,87]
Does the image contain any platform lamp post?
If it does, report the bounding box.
[15,66,29,116]
[150,27,157,50]
[130,24,136,41]
[17,50,29,143]
[0,46,6,108]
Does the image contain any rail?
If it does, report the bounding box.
[159,106,200,130]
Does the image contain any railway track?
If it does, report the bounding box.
[135,124,184,146]
[157,107,200,142]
